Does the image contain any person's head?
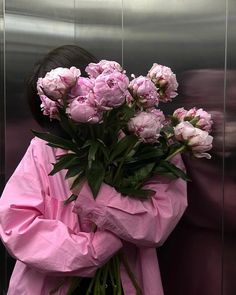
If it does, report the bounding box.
[27,45,98,133]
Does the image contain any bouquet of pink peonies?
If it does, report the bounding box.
[33,60,213,294]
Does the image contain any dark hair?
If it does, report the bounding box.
[27,45,98,134]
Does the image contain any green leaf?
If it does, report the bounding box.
[161,124,174,138]
[49,154,80,176]
[63,194,78,205]
[65,165,84,179]
[109,135,138,162]
[58,109,79,141]
[86,161,105,198]
[97,141,109,162]
[122,162,155,188]
[128,147,164,163]
[156,160,191,181]
[152,166,177,178]
[167,142,183,156]
[170,115,180,126]
[70,172,86,190]
[32,130,78,153]
[81,139,93,149]
[88,142,99,168]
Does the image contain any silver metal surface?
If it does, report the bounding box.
[75,0,123,63]
[122,1,227,294]
[5,0,76,178]
[223,1,236,294]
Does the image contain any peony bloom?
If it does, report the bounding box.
[174,121,213,159]
[40,95,59,119]
[128,112,162,143]
[67,93,103,124]
[147,63,178,102]
[193,108,213,132]
[37,67,81,100]
[125,91,135,107]
[149,108,166,123]
[93,72,129,110]
[69,77,95,99]
[173,107,188,121]
[129,76,159,108]
[85,60,123,78]
[173,107,213,132]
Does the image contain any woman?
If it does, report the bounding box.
[0,45,187,295]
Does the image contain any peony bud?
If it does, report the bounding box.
[147,63,178,102]
[85,60,123,78]
[129,76,159,108]
[174,121,213,159]
[128,112,162,143]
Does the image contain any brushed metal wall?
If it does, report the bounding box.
[0,0,6,293]
[1,0,236,294]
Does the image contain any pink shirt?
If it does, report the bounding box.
[0,138,187,295]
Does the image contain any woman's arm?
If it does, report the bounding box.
[73,155,187,248]
[0,140,122,277]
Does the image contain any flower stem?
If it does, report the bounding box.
[89,125,96,140]
[165,145,186,161]
[119,252,143,295]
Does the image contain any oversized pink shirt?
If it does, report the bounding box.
[0,138,187,295]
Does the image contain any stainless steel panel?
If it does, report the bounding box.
[75,0,123,64]
[223,1,236,294]
[0,0,6,293]
[123,1,226,294]
[5,0,76,179]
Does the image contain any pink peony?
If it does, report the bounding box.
[128,112,162,143]
[174,121,213,159]
[191,108,213,132]
[40,95,59,119]
[85,60,123,78]
[125,91,135,107]
[67,93,103,124]
[149,108,166,123]
[173,108,188,121]
[173,107,213,132]
[69,77,94,99]
[93,72,129,110]
[147,63,178,102]
[129,76,159,108]
[37,67,81,100]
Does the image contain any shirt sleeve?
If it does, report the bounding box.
[0,139,122,277]
[73,155,188,248]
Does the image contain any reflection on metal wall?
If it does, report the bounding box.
[223,1,236,294]
[1,0,236,294]
[75,0,123,64]
[0,0,6,293]
[121,1,227,294]
[5,0,76,179]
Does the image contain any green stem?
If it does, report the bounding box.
[66,277,82,295]
[165,145,186,161]
[114,256,122,295]
[102,262,109,293]
[89,125,96,140]
[94,269,101,295]
[119,252,143,295]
